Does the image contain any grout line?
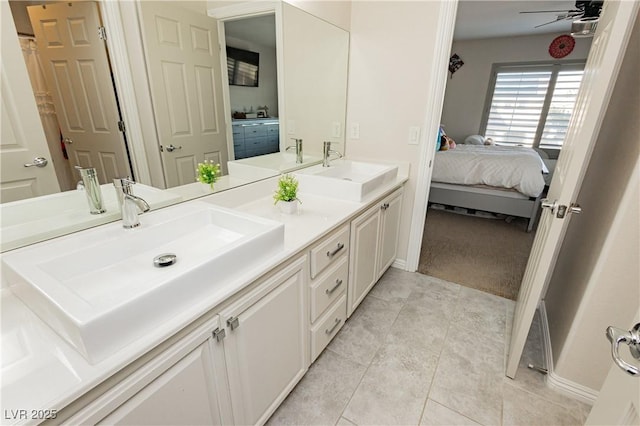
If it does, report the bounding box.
[334,276,408,425]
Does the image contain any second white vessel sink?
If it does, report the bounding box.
[2,201,284,363]
[228,152,323,181]
[294,160,398,202]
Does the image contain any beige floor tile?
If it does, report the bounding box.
[343,339,439,425]
[429,323,505,425]
[328,295,404,366]
[368,267,422,302]
[452,286,507,345]
[336,417,357,426]
[266,349,367,426]
[502,382,583,426]
[420,399,481,426]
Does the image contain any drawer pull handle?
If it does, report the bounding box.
[325,318,342,335]
[326,242,345,258]
[325,279,343,295]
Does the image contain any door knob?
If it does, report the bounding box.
[164,144,182,152]
[606,323,640,376]
[63,137,73,144]
[541,199,558,213]
[23,157,48,168]
[568,203,582,214]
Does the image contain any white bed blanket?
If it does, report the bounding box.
[432,145,547,197]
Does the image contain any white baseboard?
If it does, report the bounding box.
[539,301,598,405]
[392,259,407,270]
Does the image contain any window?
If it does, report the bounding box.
[481,63,584,149]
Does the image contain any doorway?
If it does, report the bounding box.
[414,1,593,300]
[223,14,280,161]
[8,0,133,191]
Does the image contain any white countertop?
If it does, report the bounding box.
[0,165,408,425]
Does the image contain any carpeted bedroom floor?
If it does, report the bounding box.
[418,207,536,300]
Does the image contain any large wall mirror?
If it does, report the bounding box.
[1,0,349,252]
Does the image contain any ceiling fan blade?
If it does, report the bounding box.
[534,18,569,28]
[520,9,576,14]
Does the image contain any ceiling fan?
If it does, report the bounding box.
[520,1,604,28]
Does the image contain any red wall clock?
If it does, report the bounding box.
[549,35,576,59]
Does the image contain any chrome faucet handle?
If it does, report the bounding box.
[287,138,303,163]
[323,141,342,167]
[75,166,105,214]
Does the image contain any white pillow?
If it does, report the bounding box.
[464,135,485,145]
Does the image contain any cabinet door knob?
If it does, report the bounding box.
[227,316,240,330]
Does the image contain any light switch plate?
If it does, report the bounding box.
[332,121,342,138]
[409,126,420,145]
[350,122,360,139]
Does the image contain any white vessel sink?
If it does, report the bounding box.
[294,160,398,202]
[228,152,323,181]
[2,201,284,363]
[0,184,182,252]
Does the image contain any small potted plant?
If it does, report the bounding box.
[273,174,301,214]
[196,160,220,190]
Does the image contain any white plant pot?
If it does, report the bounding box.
[278,200,298,214]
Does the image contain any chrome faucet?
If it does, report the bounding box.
[322,141,343,167]
[75,166,105,214]
[113,178,150,229]
[286,138,303,164]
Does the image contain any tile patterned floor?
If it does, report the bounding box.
[267,268,592,426]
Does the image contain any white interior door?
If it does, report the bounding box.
[506,2,640,378]
[586,310,640,425]
[139,2,229,188]
[1,1,60,203]
[28,1,132,185]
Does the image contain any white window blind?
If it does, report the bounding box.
[482,64,584,149]
[539,70,584,149]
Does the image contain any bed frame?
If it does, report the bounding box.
[428,182,543,232]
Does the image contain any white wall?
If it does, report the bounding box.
[226,36,279,117]
[345,1,443,263]
[284,0,351,31]
[440,33,592,144]
[544,15,640,392]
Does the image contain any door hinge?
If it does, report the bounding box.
[118,120,126,133]
[212,327,226,342]
[98,26,107,41]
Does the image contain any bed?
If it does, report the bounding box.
[428,144,548,232]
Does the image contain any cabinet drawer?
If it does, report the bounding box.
[232,126,243,137]
[310,224,349,279]
[265,124,279,134]
[310,294,346,362]
[310,256,347,323]
[243,124,267,138]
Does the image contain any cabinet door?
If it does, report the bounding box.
[348,204,381,317]
[69,317,232,425]
[377,188,403,279]
[221,257,308,425]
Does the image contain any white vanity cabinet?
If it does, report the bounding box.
[65,317,233,425]
[308,224,350,362]
[348,187,403,317]
[219,256,308,425]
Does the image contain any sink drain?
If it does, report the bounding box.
[153,253,177,267]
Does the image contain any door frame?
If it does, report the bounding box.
[98,1,157,186]
[405,0,458,272]
[208,1,286,160]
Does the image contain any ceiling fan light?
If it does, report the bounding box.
[571,17,599,37]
